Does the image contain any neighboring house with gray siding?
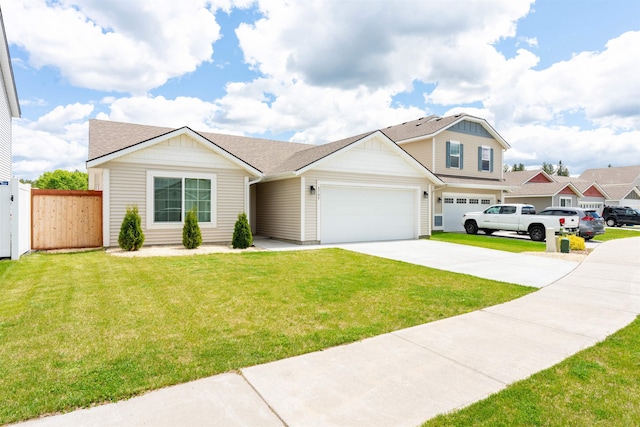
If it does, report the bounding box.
[578,165,640,209]
[503,170,583,213]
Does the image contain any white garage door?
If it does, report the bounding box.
[320,185,417,244]
[442,193,495,232]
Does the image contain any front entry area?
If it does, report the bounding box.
[319,185,418,244]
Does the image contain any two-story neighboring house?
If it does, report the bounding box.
[382,114,512,232]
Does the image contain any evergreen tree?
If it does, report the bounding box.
[118,206,145,251]
[232,212,253,249]
[182,206,202,249]
[541,162,556,175]
[512,163,525,172]
[556,160,570,176]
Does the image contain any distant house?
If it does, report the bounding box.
[578,165,640,210]
[502,170,583,212]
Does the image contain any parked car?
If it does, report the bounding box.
[538,207,605,240]
[602,206,640,227]
[461,203,579,242]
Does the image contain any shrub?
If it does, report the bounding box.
[183,206,202,249]
[232,212,253,249]
[568,234,586,251]
[118,206,145,251]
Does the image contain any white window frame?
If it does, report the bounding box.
[480,146,491,172]
[146,170,217,230]
[559,196,572,207]
[449,141,461,169]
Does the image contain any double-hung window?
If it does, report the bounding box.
[479,146,493,172]
[147,171,216,229]
[446,140,463,169]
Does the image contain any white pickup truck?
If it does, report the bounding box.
[461,204,579,241]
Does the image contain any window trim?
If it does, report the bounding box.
[478,145,493,172]
[559,196,572,207]
[146,170,217,230]
[446,140,463,169]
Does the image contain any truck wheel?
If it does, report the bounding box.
[529,225,545,242]
[464,221,478,235]
[605,218,616,227]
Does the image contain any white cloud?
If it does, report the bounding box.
[4,0,225,93]
[12,104,94,179]
[503,124,640,174]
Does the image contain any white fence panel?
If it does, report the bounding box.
[12,179,31,259]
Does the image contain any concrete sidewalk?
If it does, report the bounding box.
[14,238,640,427]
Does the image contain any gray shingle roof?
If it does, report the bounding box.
[88,112,507,177]
[579,165,640,185]
[507,181,580,197]
[502,170,550,186]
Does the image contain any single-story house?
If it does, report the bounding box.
[87,120,442,246]
[578,165,640,210]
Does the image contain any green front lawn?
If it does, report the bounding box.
[429,231,546,253]
[425,316,640,426]
[597,227,640,242]
[0,249,533,424]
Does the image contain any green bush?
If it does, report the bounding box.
[183,207,202,249]
[232,212,253,249]
[118,206,145,251]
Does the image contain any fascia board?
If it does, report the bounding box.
[86,127,263,177]
[296,131,443,185]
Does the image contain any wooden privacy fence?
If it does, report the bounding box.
[32,189,103,250]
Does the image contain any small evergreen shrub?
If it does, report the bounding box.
[183,206,202,249]
[568,234,586,251]
[118,205,145,251]
[232,212,253,249]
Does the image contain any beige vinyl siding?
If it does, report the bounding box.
[255,178,301,242]
[106,161,247,245]
[433,130,504,179]
[402,139,434,171]
[301,170,432,242]
[0,73,10,181]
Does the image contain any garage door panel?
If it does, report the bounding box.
[320,186,417,244]
[442,194,494,232]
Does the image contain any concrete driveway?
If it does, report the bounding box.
[257,237,580,288]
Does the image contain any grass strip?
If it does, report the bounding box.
[425,316,640,426]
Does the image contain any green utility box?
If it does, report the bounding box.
[560,237,570,253]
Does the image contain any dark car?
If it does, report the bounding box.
[539,207,605,240]
[602,206,640,227]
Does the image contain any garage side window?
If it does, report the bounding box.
[446,140,463,169]
[147,171,217,229]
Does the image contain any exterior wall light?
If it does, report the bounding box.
[310,185,316,195]
[438,197,442,203]
[423,191,428,199]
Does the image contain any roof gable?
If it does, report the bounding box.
[507,181,582,198]
[503,170,554,186]
[381,113,510,150]
[87,124,262,176]
[299,131,441,181]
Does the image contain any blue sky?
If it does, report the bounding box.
[4,0,640,179]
